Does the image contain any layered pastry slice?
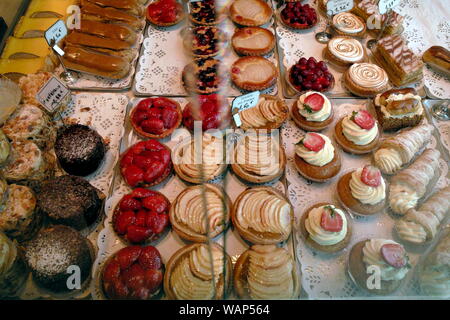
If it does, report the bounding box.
[237,95,289,130]
[348,239,411,295]
[232,186,293,244]
[300,203,352,253]
[229,0,273,27]
[292,91,334,132]
[294,132,341,182]
[337,165,387,216]
[172,134,226,184]
[343,63,389,97]
[170,184,231,242]
[234,245,301,299]
[373,35,424,87]
[396,186,450,245]
[334,109,380,154]
[374,88,424,131]
[373,123,434,175]
[323,36,366,69]
[331,12,366,37]
[232,133,286,183]
[352,0,404,35]
[231,27,275,56]
[231,56,277,91]
[164,243,232,300]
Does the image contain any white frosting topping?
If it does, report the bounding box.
[396,219,427,244]
[348,63,388,89]
[304,205,348,246]
[328,37,364,62]
[333,12,364,34]
[389,183,419,215]
[295,133,335,167]
[349,168,386,205]
[341,114,378,145]
[297,91,332,122]
[374,148,403,174]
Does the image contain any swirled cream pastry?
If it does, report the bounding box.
[232,133,285,183]
[348,238,410,295]
[294,132,341,182]
[164,243,232,300]
[324,36,365,68]
[239,95,289,130]
[331,12,366,37]
[344,63,389,97]
[292,91,334,132]
[234,244,301,299]
[232,186,293,244]
[170,184,231,242]
[337,165,387,216]
[172,134,226,184]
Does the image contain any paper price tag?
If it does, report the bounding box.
[36,76,71,113]
[231,91,260,127]
[378,0,400,14]
[326,0,354,16]
[45,20,68,56]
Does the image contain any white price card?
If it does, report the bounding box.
[44,20,68,56]
[378,0,400,14]
[326,0,354,16]
[36,76,71,113]
[231,91,260,127]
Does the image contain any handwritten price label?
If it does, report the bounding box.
[231,91,260,127]
[36,76,71,113]
[44,20,67,46]
[326,0,354,16]
[378,0,400,14]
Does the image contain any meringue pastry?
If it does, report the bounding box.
[343,63,389,97]
[323,36,366,69]
[331,12,366,37]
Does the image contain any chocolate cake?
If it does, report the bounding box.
[54,124,105,176]
[37,175,104,230]
[24,225,93,295]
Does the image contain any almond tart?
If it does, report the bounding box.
[231,27,275,56]
[299,203,352,253]
[146,0,185,27]
[231,56,277,91]
[232,133,286,183]
[229,0,273,27]
[291,91,334,132]
[170,184,231,243]
[164,243,232,300]
[231,186,293,245]
[234,244,301,299]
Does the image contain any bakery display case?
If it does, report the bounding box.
[0,0,449,303]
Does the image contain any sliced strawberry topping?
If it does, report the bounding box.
[133,155,155,170]
[143,161,165,183]
[119,195,142,211]
[122,263,145,292]
[353,110,375,130]
[111,279,129,298]
[135,210,147,227]
[102,261,121,283]
[161,108,178,129]
[139,246,162,270]
[120,152,134,167]
[114,210,136,234]
[360,165,381,187]
[132,111,149,125]
[144,139,164,152]
[144,269,163,292]
[381,243,407,268]
[304,93,324,112]
[116,246,142,270]
[147,213,169,234]
[142,195,168,213]
[127,225,152,243]
[123,165,144,187]
[136,98,153,113]
[320,206,343,232]
[302,132,326,152]
[141,118,165,135]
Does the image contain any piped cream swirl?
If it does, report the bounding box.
[297,91,332,122]
[341,114,378,145]
[304,204,348,246]
[328,37,364,62]
[295,133,335,167]
[348,63,388,90]
[349,168,386,205]
[333,12,364,34]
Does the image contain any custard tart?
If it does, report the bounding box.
[229,0,273,27]
[231,27,275,56]
[231,56,277,91]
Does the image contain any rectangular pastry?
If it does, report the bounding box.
[422,46,450,78]
[81,0,144,16]
[25,0,76,18]
[0,58,55,81]
[373,88,424,131]
[373,34,424,86]
[13,17,59,38]
[80,2,145,30]
[1,37,52,59]
[352,0,404,35]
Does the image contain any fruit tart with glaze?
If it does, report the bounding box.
[146,0,184,27]
[280,2,318,30]
[288,57,334,93]
[189,0,220,26]
[185,26,222,58]
[182,94,229,131]
[182,57,222,94]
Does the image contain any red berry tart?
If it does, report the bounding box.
[146,0,185,27]
[189,0,221,26]
[182,94,229,131]
[101,245,164,300]
[130,97,182,139]
[120,140,172,188]
[280,2,318,30]
[182,57,222,94]
[112,188,170,244]
[288,57,335,93]
[184,26,222,58]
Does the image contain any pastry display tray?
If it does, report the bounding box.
[282,98,450,298]
[91,98,301,299]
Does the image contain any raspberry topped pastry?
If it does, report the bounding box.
[130,97,182,139]
[234,245,301,299]
[170,184,231,242]
[172,134,227,184]
[334,109,380,154]
[238,95,289,130]
[102,246,164,300]
[294,132,341,182]
[182,57,221,94]
[291,91,334,131]
[280,2,318,30]
[146,0,184,27]
[348,239,411,295]
[185,26,221,58]
[182,94,229,131]
[120,140,172,188]
[337,165,387,216]
[164,243,232,300]
[232,186,293,244]
[300,203,352,253]
[189,0,220,25]
[113,188,170,244]
[289,57,334,93]
[231,56,277,91]
[229,0,273,27]
[231,27,275,56]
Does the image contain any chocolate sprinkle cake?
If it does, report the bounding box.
[37,175,104,230]
[24,225,93,295]
[54,124,105,176]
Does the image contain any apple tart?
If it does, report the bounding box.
[238,95,288,130]
[170,184,232,242]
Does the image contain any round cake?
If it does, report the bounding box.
[54,124,105,176]
[37,175,104,230]
[24,225,93,295]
